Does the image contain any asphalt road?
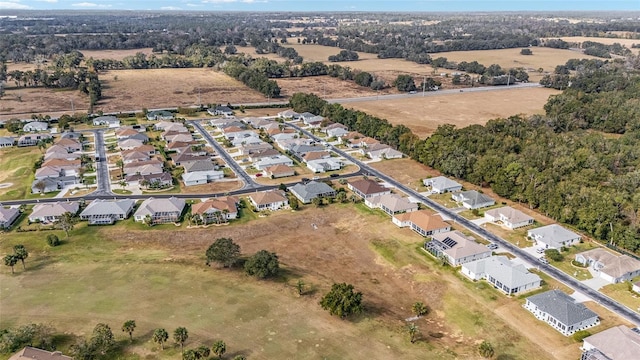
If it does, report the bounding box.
[188,119,261,190]
[285,121,640,327]
[91,129,113,196]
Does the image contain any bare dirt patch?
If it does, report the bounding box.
[179,180,242,194]
[97,68,268,112]
[434,47,601,75]
[346,87,561,138]
[282,43,379,63]
[80,48,154,60]
[277,76,388,98]
[0,88,90,120]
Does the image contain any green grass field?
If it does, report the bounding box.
[0,146,41,201]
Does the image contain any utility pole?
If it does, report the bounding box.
[422,75,426,96]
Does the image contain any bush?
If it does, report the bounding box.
[46,234,60,247]
[573,330,591,342]
[520,48,533,55]
[244,250,280,279]
[545,249,564,262]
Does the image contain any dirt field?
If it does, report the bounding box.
[234,46,286,62]
[179,180,242,194]
[548,37,640,54]
[1,205,561,360]
[434,47,600,75]
[346,87,561,138]
[0,88,90,120]
[283,43,379,63]
[97,68,267,112]
[80,48,154,60]
[278,75,388,98]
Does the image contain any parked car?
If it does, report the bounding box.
[330,174,340,178]
[487,243,499,250]
[301,177,309,182]
[536,248,545,254]
[255,173,263,177]
[538,257,549,264]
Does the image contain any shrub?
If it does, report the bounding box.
[46,234,61,247]
[545,249,564,262]
[573,330,591,342]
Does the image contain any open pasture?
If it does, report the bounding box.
[277,75,389,98]
[0,87,90,120]
[549,36,640,54]
[346,87,561,138]
[80,48,155,61]
[97,68,267,112]
[0,204,568,360]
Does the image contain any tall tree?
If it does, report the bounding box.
[58,212,77,239]
[115,159,125,180]
[173,327,189,357]
[205,238,241,268]
[244,250,280,279]
[211,340,226,359]
[4,254,18,274]
[121,320,136,342]
[319,283,363,319]
[90,323,115,356]
[13,245,28,270]
[152,328,169,350]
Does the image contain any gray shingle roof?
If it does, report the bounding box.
[288,181,336,203]
[464,256,541,290]
[81,199,136,217]
[526,290,598,325]
[454,190,494,207]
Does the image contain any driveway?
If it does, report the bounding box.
[581,276,611,291]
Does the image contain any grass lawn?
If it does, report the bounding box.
[0,147,41,201]
[112,189,133,195]
[484,223,532,249]
[600,280,640,312]
[428,193,458,208]
[547,242,600,280]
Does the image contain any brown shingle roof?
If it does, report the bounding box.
[349,179,389,196]
[249,191,287,206]
[191,197,238,215]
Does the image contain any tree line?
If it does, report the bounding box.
[288,63,640,252]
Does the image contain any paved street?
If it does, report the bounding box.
[188,120,261,190]
[285,120,640,327]
[91,129,112,196]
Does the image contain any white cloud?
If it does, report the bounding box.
[160,6,181,10]
[0,1,32,9]
[37,0,59,3]
[186,3,200,7]
[72,2,112,7]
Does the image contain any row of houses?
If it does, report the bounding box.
[32,136,86,194]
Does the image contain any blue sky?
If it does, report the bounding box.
[0,0,638,11]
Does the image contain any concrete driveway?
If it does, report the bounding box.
[581,275,611,291]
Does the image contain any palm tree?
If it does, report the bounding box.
[152,328,169,350]
[173,327,188,357]
[4,254,18,274]
[412,302,429,317]
[115,159,125,179]
[13,245,28,270]
[121,320,136,342]
[478,340,495,358]
[407,323,419,343]
[211,340,226,359]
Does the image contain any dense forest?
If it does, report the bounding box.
[290,56,640,253]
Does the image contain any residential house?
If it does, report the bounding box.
[80,199,136,225]
[126,172,173,189]
[208,105,234,116]
[171,152,210,166]
[118,138,145,150]
[146,110,174,121]
[0,207,20,230]
[264,164,295,178]
[123,160,164,176]
[254,155,294,170]
[45,145,81,161]
[154,121,187,132]
[364,144,403,160]
[60,131,83,140]
[164,133,195,144]
[122,149,152,164]
[452,190,495,209]
[238,142,273,156]
[29,202,79,223]
[634,281,640,294]
[36,159,81,178]
[306,158,342,173]
[134,197,185,224]
[17,134,52,147]
[9,347,72,360]
[230,134,263,147]
[92,116,120,128]
[276,138,314,151]
[350,136,379,148]
[298,112,324,127]
[393,210,451,236]
[348,178,391,199]
[55,138,82,152]
[31,176,77,194]
[461,256,542,295]
[277,110,299,119]
[365,193,418,216]
[191,197,239,224]
[301,150,330,163]
[248,148,280,162]
[423,176,462,194]
[425,230,492,266]
[0,136,14,148]
[115,128,140,139]
[288,181,336,204]
[524,290,599,336]
[323,123,349,137]
[484,206,534,229]
[580,325,640,360]
[122,133,149,143]
[23,121,48,132]
[181,160,223,186]
[167,141,199,153]
[243,117,271,128]
[248,190,289,211]
[575,248,640,284]
[528,224,581,249]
